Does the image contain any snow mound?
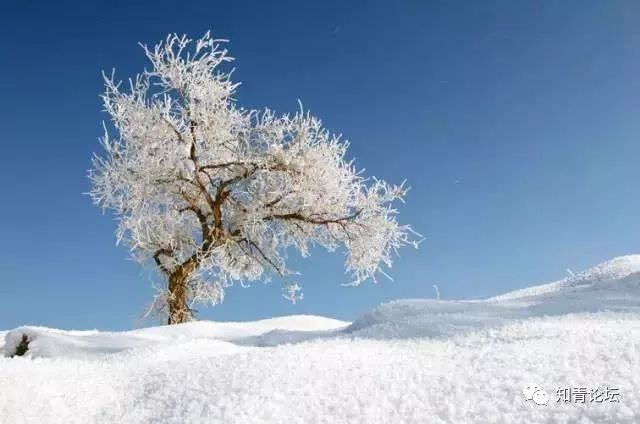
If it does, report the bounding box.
[492,254,640,301]
[345,255,640,339]
[1,313,638,423]
[2,315,347,358]
[344,299,504,339]
[2,256,640,423]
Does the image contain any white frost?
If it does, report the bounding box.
[89,32,419,320]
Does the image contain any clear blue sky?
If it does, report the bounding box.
[1,1,639,330]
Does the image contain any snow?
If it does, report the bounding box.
[2,255,640,423]
[490,255,640,301]
[2,316,348,359]
[346,255,640,340]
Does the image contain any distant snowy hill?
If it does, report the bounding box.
[345,255,640,340]
[2,256,640,423]
[491,254,640,301]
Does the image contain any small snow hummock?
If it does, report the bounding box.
[1,255,640,423]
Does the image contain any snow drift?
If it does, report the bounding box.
[2,255,640,423]
[346,255,640,340]
[2,315,347,359]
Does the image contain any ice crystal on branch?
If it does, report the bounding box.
[89,32,419,323]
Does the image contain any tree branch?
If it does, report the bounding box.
[263,210,362,225]
[153,248,174,275]
[235,237,286,277]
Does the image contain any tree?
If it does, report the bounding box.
[89,32,419,324]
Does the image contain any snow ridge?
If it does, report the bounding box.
[491,254,640,301]
[2,256,640,423]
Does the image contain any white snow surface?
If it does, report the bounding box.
[2,255,640,423]
[490,255,640,301]
[2,315,347,359]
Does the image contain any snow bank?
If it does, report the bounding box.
[344,298,505,339]
[2,315,347,358]
[345,255,640,339]
[1,255,640,423]
[491,254,640,301]
[1,313,637,423]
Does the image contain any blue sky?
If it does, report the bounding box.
[1,1,639,330]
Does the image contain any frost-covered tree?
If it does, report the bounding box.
[90,33,419,324]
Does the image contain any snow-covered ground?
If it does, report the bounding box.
[2,256,640,423]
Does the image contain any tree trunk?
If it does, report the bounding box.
[167,267,192,325]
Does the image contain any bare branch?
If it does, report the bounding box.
[153,248,174,275]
